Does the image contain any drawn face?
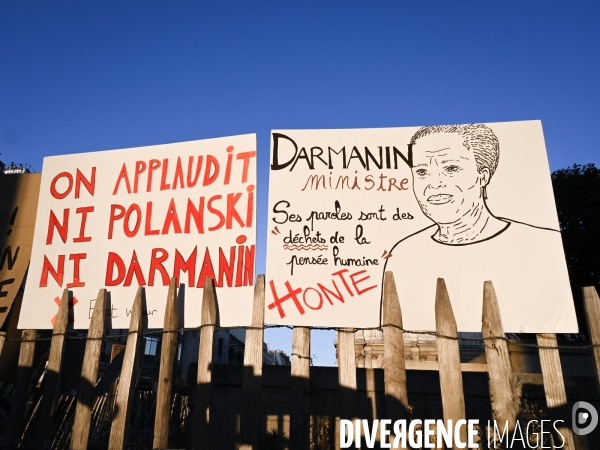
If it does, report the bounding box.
[411,133,490,225]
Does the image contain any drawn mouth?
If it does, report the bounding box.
[427,194,453,205]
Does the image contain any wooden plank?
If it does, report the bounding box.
[481,281,519,432]
[0,331,5,358]
[536,333,576,450]
[70,289,107,450]
[337,328,357,449]
[193,277,218,450]
[290,326,310,450]
[434,278,467,448]
[337,328,357,416]
[108,287,144,450]
[382,271,409,422]
[582,286,600,391]
[239,275,266,450]
[0,293,25,382]
[153,278,179,450]
[34,288,70,449]
[3,329,36,447]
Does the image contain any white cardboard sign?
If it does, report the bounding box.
[19,134,257,329]
[265,121,578,332]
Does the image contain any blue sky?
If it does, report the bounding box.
[1,1,599,366]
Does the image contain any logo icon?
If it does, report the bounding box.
[572,401,598,435]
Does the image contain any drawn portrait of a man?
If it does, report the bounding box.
[383,124,577,332]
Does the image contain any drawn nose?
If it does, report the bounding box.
[429,174,445,189]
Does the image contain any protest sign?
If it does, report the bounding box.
[19,135,257,329]
[265,121,578,332]
[0,173,41,327]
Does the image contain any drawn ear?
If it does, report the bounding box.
[479,167,491,187]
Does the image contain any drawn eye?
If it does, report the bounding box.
[415,168,427,176]
[445,165,460,173]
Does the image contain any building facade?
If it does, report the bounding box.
[343,330,490,368]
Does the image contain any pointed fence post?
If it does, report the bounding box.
[70,289,106,450]
[153,278,179,450]
[382,271,409,423]
[0,331,5,358]
[481,281,519,434]
[3,329,36,447]
[35,288,70,449]
[582,286,600,391]
[290,326,311,450]
[194,277,217,450]
[108,287,144,450]
[239,275,266,450]
[536,333,576,450]
[434,278,467,448]
[337,328,357,449]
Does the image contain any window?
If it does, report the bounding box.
[217,338,224,362]
[145,337,159,356]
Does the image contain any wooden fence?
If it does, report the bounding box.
[0,272,599,449]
